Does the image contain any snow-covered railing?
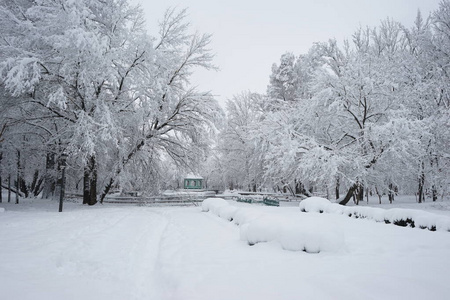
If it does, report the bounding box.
[299,197,450,232]
[236,196,280,206]
[103,195,204,206]
[236,197,255,204]
[262,197,279,207]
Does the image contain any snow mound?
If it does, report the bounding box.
[0,207,4,213]
[201,198,229,213]
[241,214,345,253]
[299,197,331,213]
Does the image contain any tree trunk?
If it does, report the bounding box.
[98,139,149,205]
[432,185,437,202]
[430,155,438,202]
[288,184,296,197]
[83,164,90,205]
[88,155,97,206]
[30,170,44,197]
[375,187,382,204]
[335,177,340,200]
[19,175,29,198]
[338,184,358,205]
[418,163,425,203]
[42,152,56,199]
[8,174,11,203]
[59,164,66,212]
[356,183,363,205]
[388,183,395,204]
[16,150,20,204]
[100,177,114,204]
[82,155,98,205]
[30,170,38,196]
[33,177,44,197]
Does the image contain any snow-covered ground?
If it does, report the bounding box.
[1,196,450,299]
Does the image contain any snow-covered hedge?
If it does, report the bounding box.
[217,205,238,221]
[201,198,229,213]
[232,208,266,226]
[240,214,344,253]
[202,198,345,253]
[300,197,450,232]
[299,197,331,213]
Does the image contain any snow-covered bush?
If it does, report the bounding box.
[324,203,346,214]
[201,198,239,222]
[0,208,5,213]
[241,215,283,245]
[383,209,450,231]
[201,198,229,213]
[241,214,345,253]
[343,206,385,222]
[299,197,450,232]
[232,208,266,226]
[217,205,238,221]
[343,207,450,231]
[299,197,331,213]
[278,221,344,253]
[202,198,346,253]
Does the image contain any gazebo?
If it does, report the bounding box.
[183,175,203,189]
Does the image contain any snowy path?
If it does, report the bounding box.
[0,205,169,300]
[1,201,450,299]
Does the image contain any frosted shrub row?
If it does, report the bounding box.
[201,198,345,253]
[299,197,450,232]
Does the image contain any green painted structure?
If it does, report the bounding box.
[183,175,203,189]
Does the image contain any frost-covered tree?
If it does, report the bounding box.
[210,3,449,204]
[1,0,152,204]
[254,14,445,204]
[215,92,264,191]
[0,1,222,205]
[98,7,223,202]
[267,52,298,102]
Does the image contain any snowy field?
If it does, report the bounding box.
[1,196,450,300]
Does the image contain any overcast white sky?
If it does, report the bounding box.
[135,0,441,106]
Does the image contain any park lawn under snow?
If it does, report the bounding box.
[1,198,450,300]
